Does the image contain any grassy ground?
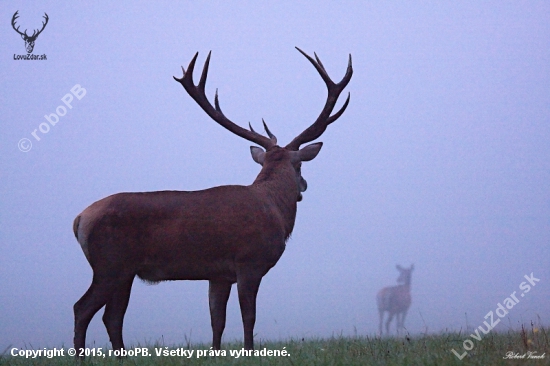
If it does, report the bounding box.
[1,326,548,365]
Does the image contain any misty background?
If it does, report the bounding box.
[1,1,549,350]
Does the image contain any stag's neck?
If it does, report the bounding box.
[401,279,411,289]
[252,162,298,239]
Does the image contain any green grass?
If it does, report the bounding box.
[2,326,548,365]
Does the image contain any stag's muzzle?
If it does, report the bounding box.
[298,177,308,201]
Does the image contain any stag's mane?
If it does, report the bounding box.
[253,147,293,184]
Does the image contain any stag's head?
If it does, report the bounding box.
[174,48,352,202]
[12,11,49,54]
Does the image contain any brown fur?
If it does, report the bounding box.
[73,49,352,356]
[73,147,303,352]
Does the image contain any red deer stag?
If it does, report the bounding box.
[72,48,352,354]
[377,264,414,335]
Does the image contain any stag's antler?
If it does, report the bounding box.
[286,47,353,151]
[32,13,49,39]
[11,11,25,37]
[11,11,49,40]
[174,52,277,150]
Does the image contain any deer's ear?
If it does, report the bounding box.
[298,142,323,162]
[250,146,265,165]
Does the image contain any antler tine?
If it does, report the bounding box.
[314,53,327,74]
[35,13,49,36]
[214,89,231,116]
[198,51,211,92]
[178,52,199,83]
[247,120,276,144]
[296,48,332,87]
[262,119,277,144]
[174,52,276,150]
[286,48,353,150]
[11,11,24,36]
[326,92,350,125]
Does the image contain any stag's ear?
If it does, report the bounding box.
[298,142,323,162]
[250,146,265,165]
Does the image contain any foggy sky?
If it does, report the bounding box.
[1,1,549,350]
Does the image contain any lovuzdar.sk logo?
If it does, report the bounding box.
[12,10,48,60]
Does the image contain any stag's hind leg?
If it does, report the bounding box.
[74,275,117,352]
[102,275,135,351]
[237,270,263,350]
[209,280,232,350]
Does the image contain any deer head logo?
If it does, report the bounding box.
[11,11,49,54]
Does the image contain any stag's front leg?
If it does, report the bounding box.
[396,313,402,334]
[400,309,408,332]
[378,310,384,336]
[236,271,263,350]
[209,280,232,350]
[385,313,394,335]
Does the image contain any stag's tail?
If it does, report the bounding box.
[73,214,91,263]
[73,215,81,240]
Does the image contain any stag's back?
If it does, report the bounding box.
[73,183,294,282]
